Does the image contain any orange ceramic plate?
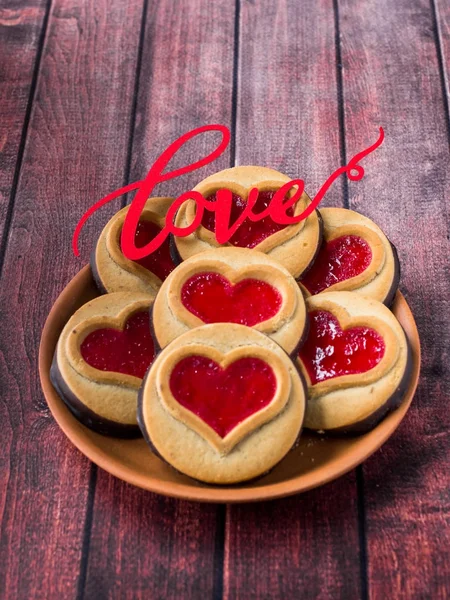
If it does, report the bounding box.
[39,266,420,503]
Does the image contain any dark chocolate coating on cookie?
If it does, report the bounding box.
[50,354,141,438]
[149,302,162,355]
[293,209,324,281]
[383,242,401,307]
[169,233,183,267]
[315,334,413,436]
[90,247,108,295]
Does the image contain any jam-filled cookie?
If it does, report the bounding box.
[300,208,400,305]
[151,247,308,355]
[92,197,177,295]
[51,292,156,437]
[297,291,411,434]
[173,166,322,279]
[139,323,306,484]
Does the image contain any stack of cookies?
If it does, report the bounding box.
[51,167,411,484]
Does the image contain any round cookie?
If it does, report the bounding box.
[139,324,306,484]
[51,292,156,437]
[300,207,400,305]
[296,291,411,434]
[92,197,177,295]
[151,247,308,355]
[173,166,322,279]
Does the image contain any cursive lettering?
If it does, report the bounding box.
[72,125,384,260]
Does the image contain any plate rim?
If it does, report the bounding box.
[39,265,421,503]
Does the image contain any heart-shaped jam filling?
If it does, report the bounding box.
[80,311,154,379]
[301,235,372,294]
[201,191,294,248]
[119,220,175,281]
[299,310,385,384]
[181,272,282,326]
[169,356,276,437]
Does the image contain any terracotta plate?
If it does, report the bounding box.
[39,265,420,503]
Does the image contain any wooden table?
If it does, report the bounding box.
[1,1,449,598]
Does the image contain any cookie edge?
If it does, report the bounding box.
[50,352,141,439]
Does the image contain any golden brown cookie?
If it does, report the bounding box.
[296,291,411,434]
[151,247,308,355]
[173,166,322,279]
[139,324,306,484]
[300,208,400,305]
[50,292,156,437]
[91,197,177,295]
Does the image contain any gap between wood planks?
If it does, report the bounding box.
[0,0,53,277]
[75,0,150,597]
[212,2,241,600]
[333,0,368,597]
[120,0,150,211]
[431,0,450,145]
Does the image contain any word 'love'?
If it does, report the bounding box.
[72,124,384,260]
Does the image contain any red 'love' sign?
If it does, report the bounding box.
[72,124,384,260]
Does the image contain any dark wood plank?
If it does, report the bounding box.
[83,2,235,598]
[130,0,235,196]
[225,475,361,600]
[233,0,345,207]
[84,477,220,599]
[225,2,362,598]
[0,0,48,246]
[339,0,450,597]
[0,1,143,597]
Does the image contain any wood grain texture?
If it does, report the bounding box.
[0,0,449,598]
[82,1,235,598]
[225,474,362,600]
[84,477,221,600]
[339,0,450,597]
[0,0,143,597]
[0,0,47,245]
[224,2,362,598]
[130,0,236,197]
[233,0,345,207]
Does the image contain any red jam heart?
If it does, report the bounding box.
[169,356,277,437]
[181,272,282,326]
[301,235,372,295]
[119,220,175,281]
[299,310,385,384]
[201,190,294,248]
[80,311,154,379]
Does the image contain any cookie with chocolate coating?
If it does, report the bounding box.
[297,291,411,434]
[139,323,306,484]
[173,166,322,279]
[151,247,308,355]
[92,197,177,295]
[51,292,156,437]
[300,208,400,305]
